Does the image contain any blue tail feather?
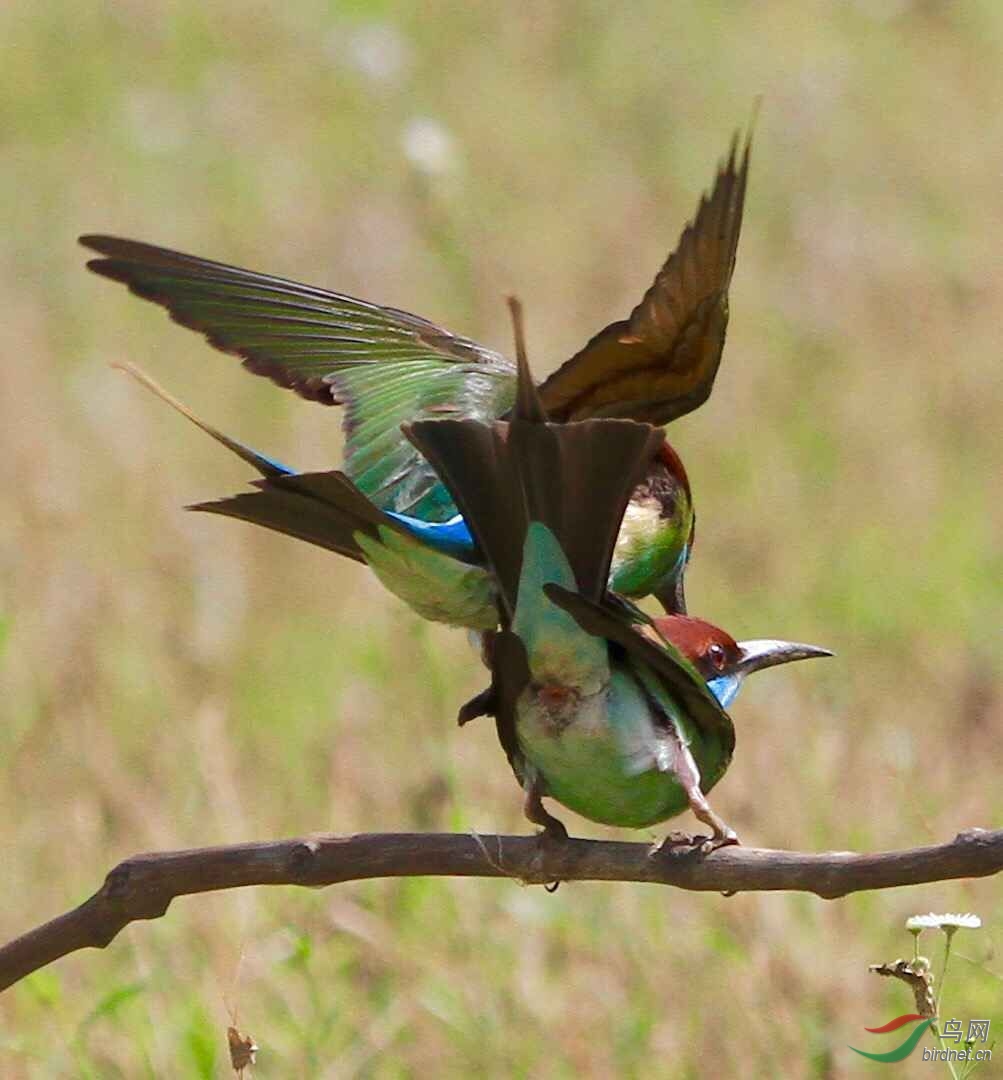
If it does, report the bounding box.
[384,511,477,560]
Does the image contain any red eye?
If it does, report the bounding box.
[708,643,727,671]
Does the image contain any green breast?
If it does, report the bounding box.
[608,495,692,600]
[517,667,698,829]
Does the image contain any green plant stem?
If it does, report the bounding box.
[937,932,955,1014]
[929,1020,961,1080]
[933,931,959,1080]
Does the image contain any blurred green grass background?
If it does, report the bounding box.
[1,1,1001,1076]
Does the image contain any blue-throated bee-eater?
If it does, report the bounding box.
[113,333,830,847]
[405,338,830,844]
[85,130,832,842]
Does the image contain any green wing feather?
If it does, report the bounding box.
[331,360,516,520]
[80,235,516,520]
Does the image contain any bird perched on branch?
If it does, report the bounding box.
[84,128,832,844]
[111,308,829,849]
[81,133,750,615]
[404,305,829,846]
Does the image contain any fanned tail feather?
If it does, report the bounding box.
[406,409,664,619]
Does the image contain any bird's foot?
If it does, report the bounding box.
[535,817,569,847]
[648,830,707,856]
[688,808,739,854]
[523,783,569,891]
[649,730,739,854]
[533,821,569,892]
[649,830,700,854]
[649,825,739,858]
[697,825,739,855]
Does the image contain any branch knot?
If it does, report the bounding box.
[288,839,321,879]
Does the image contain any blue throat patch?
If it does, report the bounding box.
[706,673,742,708]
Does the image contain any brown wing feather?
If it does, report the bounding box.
[537,132,750,425]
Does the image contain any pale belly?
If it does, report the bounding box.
[515,667,691,829]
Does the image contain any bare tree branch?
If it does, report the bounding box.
[2,827,1000,993]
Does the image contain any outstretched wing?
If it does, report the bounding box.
[80,235,516,520]
[537,132,750,425]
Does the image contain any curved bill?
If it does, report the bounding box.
[733,639,834,676]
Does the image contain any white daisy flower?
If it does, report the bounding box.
[906,912,981,932]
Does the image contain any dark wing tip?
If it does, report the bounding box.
[80,233,139,256]
[84,256,136,285]
[79,233,206,265]
[79,233,129,256]
[535,125,753,426]
[80,234,181,267]
[82,239,345,406]
[506,295,547,423]
[711,123,752,261]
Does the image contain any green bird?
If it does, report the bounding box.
[406,340,831,844]
[81,133,750,616]
[117,330,829,846]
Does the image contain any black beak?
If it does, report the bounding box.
[732,639,834,677]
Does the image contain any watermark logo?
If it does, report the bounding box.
[848,913,994,1070]
[920,1019,993,1066]
[850,1016,992,1065]
[850,1014,933,1062]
